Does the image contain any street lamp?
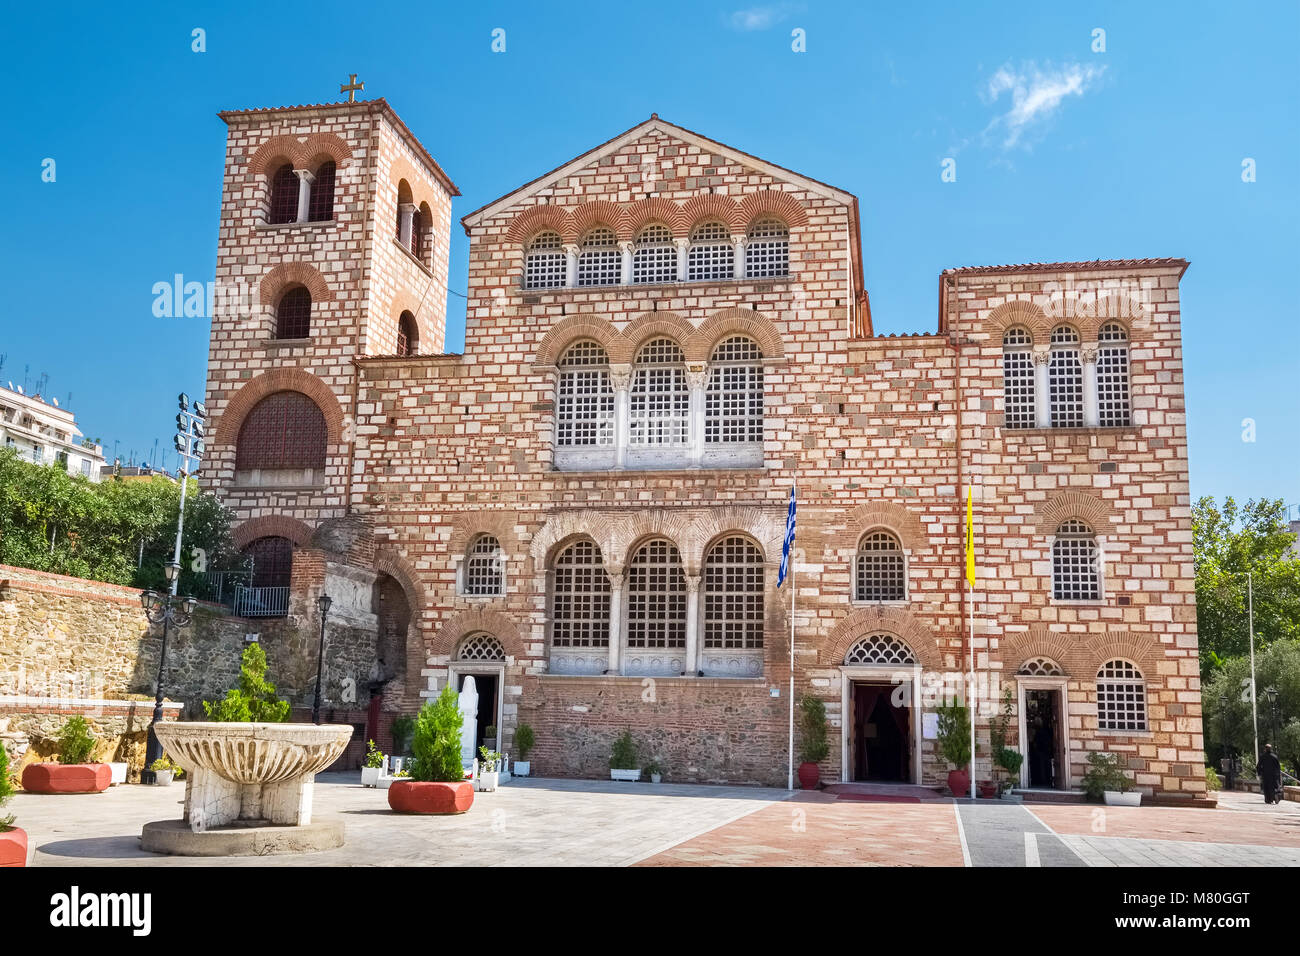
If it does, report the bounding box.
[141,561,197,780]
[311,594,333,725]
[1219,694,1233,790]
[1265,687,1280,747]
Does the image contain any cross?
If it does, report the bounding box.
[340,74,364,103]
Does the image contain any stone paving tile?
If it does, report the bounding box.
[1058,834,1300,867]
[1027,803,1300,849]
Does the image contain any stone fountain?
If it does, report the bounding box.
[140,722,353,856]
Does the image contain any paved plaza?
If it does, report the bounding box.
[12,774,1300,867]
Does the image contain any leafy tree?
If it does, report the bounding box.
[202,642,290,722]
[1193,496,1300,674]
[797,695,829,763]
[1203,638,1300,776]
[409,686,466,782]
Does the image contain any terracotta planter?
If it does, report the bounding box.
[797,761,820,790]
[387,779,474,814]
[0,828,27,867]
[21,763,112,795]
[947,768,970,798]
[978,780,998,799]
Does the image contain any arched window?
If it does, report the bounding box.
[576,227,620,286]
[706,336,764,443]
[1097,660,1147,731]
[855,531,906,602]
[524,230,566,290]
[1002,327,1036,429]
[626,538,686,649]
[395,180,412,242]
[1048,325,1084,428]
[745,217,789,278]
[243,535,294,589]
[703,536,765,650]
[275,286,312,339]
[1052,519,1100,600]
[397,311,419,356]
[458,633,506,662]
[845,634,916,665]
[307,160,335,222]
[268,163,299,224]
[1019,657,1064,676]
[410,204,425,262]
[556,341,614,447]
[632,223,676,284]
[1097,323,1131,427]
[551,540,610,648]
[687,221,734,281]
[463,534,504,596]
[235,391,327,471]
[630,339,688,446]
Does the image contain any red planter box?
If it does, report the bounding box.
[21,763,112,794]
[797,762,820,790]
[387,780,474,814]
[0,828,27,867]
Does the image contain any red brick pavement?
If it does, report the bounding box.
[1027,804,1300,848]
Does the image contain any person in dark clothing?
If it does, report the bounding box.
[1258,744,1282,805]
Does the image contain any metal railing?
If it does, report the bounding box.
[232,585,290,618]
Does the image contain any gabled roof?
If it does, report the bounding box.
[942,258,1189,278]
[459,114,858,232]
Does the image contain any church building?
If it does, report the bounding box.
[202,92,1205,799]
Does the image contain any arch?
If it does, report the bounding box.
[431,608,524,661]
[374,546,428,622]
[687,506,784,567]
[447,510,520,562]
[1034,490,1116,535]
[504,204,572,245]
[535,314,620,368]
[566,201,623,244]
[689,307,785,363]
[232,514,315,552]
[296,133,353,173]
[529,514,618,575]
[396,311,420,356]
[215,368,345,447]
[248,140,297,178]
[999,628,1088,678]
[844,634,917,666]
[1076,293,1147,340]
[1083,632,1159,676]
[983,299,1051,345]
[259,262,334,308]
[825,607,943,670]
[247,132,353,178]
[737,189,809,230]
[616,311,697,365]
[457,633,507,661]
[839,501,926,553]
[621,197,688,238]
[681,194,744,233]
[609,511,696,574]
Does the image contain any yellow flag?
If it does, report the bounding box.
[965,487,976,587]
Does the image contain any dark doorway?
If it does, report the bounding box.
[457,672,499,752]
[1026,689,1062,789]
[853,682,911,782]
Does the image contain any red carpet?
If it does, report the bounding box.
[834,792,922,803]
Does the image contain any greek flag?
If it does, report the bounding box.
[778,485,796,587]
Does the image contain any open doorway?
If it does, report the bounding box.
[457,672,499,752]
[851,681,912,783]
[1024,687,1064,789]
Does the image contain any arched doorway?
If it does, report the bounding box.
[840,634,922,784]
[448,634,506,754]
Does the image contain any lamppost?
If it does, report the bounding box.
[1219,693,1233,790]
[311,594,332,725]
[141,561,197,779]
[1265,687,1280,748]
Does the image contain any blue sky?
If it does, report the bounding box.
[1,1,1296,511]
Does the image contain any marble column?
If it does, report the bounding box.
[607,569,624,675]
[398,202,416,248]
[610,363,632,469]
[675,238,690,282]
[293,169,315,224]
[731,236,746,279]
[1033,350,1052,428]
[683,573,701,675]
[1082,346,1100,427]
[564,244,580,287]
[619,241,634,285]
[685,365,709,467]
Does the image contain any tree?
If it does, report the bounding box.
[1203,638,1300,776]
[202,642,290,722]
[1193,496,1300,674]
[409,686,467,782]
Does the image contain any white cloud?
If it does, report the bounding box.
[728,4,799,31]
[982,61,1106,148]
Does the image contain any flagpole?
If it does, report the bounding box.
[967,574,975,800]
[788,483,796,792]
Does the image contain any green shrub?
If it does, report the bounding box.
[514,722,535,760]
[0,745,15,831]
[1081,752,1132,800]
[149,757,173,773]
[409,686,466,783]
[1205,766,1222,791]
[936,704,971,769]
[797,696,829,763]
[478,747,502,772]
[202,643,290,722]
[364,740,385,769]
[610,731,639,770]
[389,715,414,754]
[57,716,95,765]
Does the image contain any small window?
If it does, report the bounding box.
[463,535,504,597]
[236,391,327,471]
[307,160,335,222]
[703,536,765,650]
[630,339,688,446]
[1048,325,1084,428]
[855,531,906,602]
[687,221,734,282]
[705,336,764,443]
[551,540,610,648]
[576,227,620,287]
[1052,519,1100,600]
[524,231,566,290]
[1002,327,1036,429]
[625,539,687,649]
[632,224,677,284]
[745,218,789,278]
[410,205,425,261]
[458,633,506,662]
[275,286,312,339]
[1097,323,1131,427]
[1018,657,1064,676]
[397,312,419,356]
[556,341,614,447]
[268,163,299,224]
[1097,660,1147,731]
[243,535,294,589]
[845,634,917,665]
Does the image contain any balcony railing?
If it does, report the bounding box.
[232,585,290,618]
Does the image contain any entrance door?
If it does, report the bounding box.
[853,682,911,783]
[457,672,499,752]
[1025,689,1062,789]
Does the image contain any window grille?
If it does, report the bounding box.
[275,286,312,339]
[397,312,419,356]
[705,336,764,443]
[244,536,294,589]
[855,531,906,602]
[745,217,789,278]
[632,224,677,284]
[625,539,686,649]
[687,221,734,281]
[630,338,688,446]
[845,634,917,665]
[551,540,610,648]
[458,633,506,661]
[1097,323,1131,427]
[1097,659,1147,731]
[1052,519,1100,600]
[410,207,425,262]
[464,535,504,596]
[1049,326,1084,427]
[1018,657,1064,676]
[576,227,620,286]
[268,163,299,224]
[703,536,765,649]
[524,231,566,290]
[1002,327,1036,429]
[556,342,614,447]
[235,391,327,471]
[307,161,335,222]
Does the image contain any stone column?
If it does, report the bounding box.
[1033,350,1052,428]
[293,169,315,224]
[732,236,746,279]
[564,244,580,288]
[1081,346,1100,427]
[685,364,709,467]
[607,569,624,675]
[619,241,634,285]
[398,202,416,248]
[684,573,701,675]
[610,363,632,469]
[675,238,690,282]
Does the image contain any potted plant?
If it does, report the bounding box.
[362,740,385,787]
[988,688,1024,796]
[21,715,111,794]
[148,757,175,786]
[387,686,475,814]
[0,744,25,867]
[477,747,502,791]
[936,703,972,798]
[797,696,830,789]
[1082,752,1140,806]
[609,731,641,781]
[389,715,414,756]
[483,724,498,747]
[513,722,535,777]
[644,759,663,784]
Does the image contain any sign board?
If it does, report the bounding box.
[922,712,939,740]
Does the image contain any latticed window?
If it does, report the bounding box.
[576,227,620,286]
[1052,519,1100,600]
[855,531,906,602]
[524,231,566,290]
[626,539,686,649]
[745,218,789,278]
[1048,326,1084,428]
[396,312,419,356]
[1097,660,1147,731]
[236,391,327,471]
[687,221,734,281]
[275,286,312,339]
[551,540,610,648]
[244,536,294,588]
[703,536,765,649]
[706,337,764,443]
[307,160,335,222]
[556,341,614,447]
[458,633,505,662]
[464,535,504,596]
[632,224,677,284]
[410,206,425,262]
[845,634,917,666]
[1097,323,1131,427]
[1019,657,1064,676]
[630,338,689,446]
[1002,327,1036,429]
[268,163,299,224]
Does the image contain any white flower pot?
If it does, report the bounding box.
[108,762,128,785]
[361,766,382,788]
[650,773,662,784]
[513,761,530,777]
[477,771,499,792]
[610,769,641,782]
[153,770,174,786]
[1103,790,1141,807]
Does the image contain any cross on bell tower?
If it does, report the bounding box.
[340,74,364,103]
